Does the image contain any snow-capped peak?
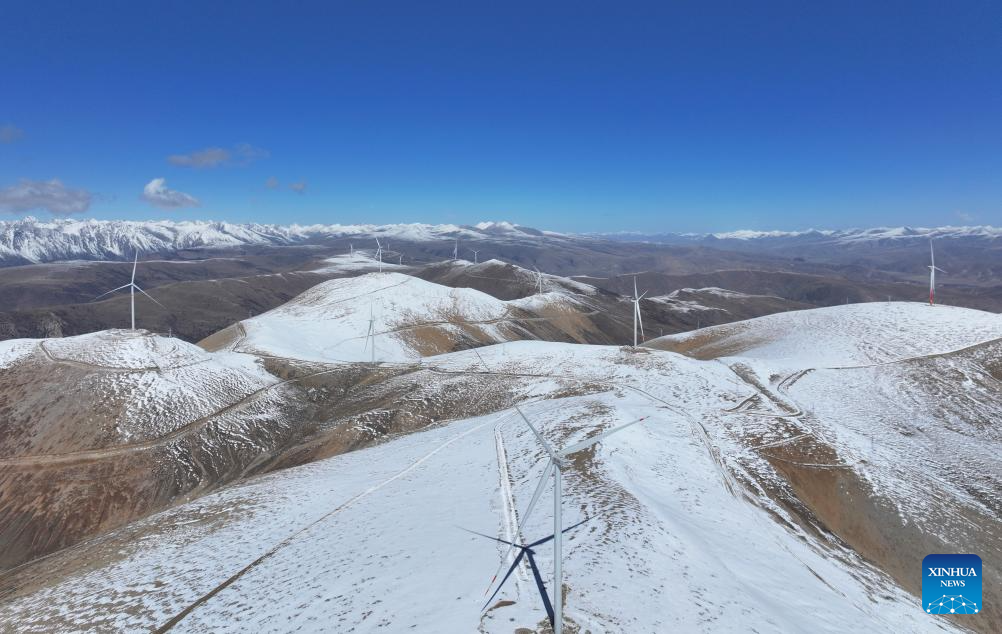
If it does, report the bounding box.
[0,218,564,265]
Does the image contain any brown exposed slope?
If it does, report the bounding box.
[0,270,327,342]
[0,317,553,570]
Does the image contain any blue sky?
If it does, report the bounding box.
[0,1,999,232]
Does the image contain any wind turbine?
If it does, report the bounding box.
[453,239,459,261]
[374,238,383,273]
[470,248,480,264]
[928,239,945,305]
[93,251,165,331]
[632,277,647,347]
[532,266,543,295]
[362,301,376,362]
[491,405,648,634]
[349,243,353,257]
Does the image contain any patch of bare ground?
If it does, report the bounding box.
[646,324,770,361]
[0,384,313,570]
[0,350,137,457]
[196,322,242,352]
[527,302,606,344]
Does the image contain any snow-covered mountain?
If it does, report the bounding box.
[202,270,623,362]
[217,272,523,363]
[0,217,560,264]
[599,224,1002,244]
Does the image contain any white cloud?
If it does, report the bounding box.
[0,124,24,144]
[289,181,307,194]
[0,179,92,215]
[142,178,200,208]
[954,210,975,223]
[167,143,269,168]
[265,176,280,189]
[168,147,229,168]
[233,143,269,165]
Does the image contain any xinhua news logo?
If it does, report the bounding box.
[923,554,981,615]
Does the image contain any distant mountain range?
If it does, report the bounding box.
[597,224,1002,244]
[0,218,558,265]
[1,217,1000,269]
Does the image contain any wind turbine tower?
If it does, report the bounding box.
[453,239,459,261]
[928,239,945,305]
[93,251,165,330]
[375,238,383,273]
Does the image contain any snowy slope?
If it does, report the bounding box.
[228,272,612,363]
[0,343,956,634]
[647,287,774,315]
[649,301,1002,631]
[231,273,517,363]
[786,343,1002,533]
[653,302,1002,368]
[311,251,409,273]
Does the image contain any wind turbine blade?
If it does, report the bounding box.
[92,283,133,301]
[132,284,166,309]
[375,237,381,248]
[457,526,521,548]
[934,266,946,273]
[638,290,647,300]
[634,276,638,300]
[516,459,554,537]
[514,404,558,459]
[482,550,526,612]
[526,518,589,548]
[131,251,138,283]
[560,415,649,457]
[637,304,645,340]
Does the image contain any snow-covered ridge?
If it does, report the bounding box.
[6,216,1000,265]
[713,225,1002,241]
[0,217,558,264]
[597,224,1002,243]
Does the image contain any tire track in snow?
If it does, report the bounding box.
[492,415,530,586]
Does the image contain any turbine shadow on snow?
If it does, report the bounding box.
[460,518,589,629]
